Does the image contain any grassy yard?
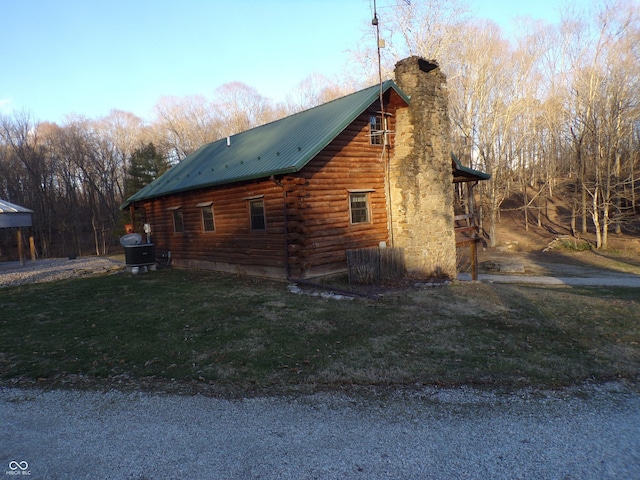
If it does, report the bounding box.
[1,268,638,396]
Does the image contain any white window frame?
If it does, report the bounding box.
[348,190,373,224]
[369,115,384,145]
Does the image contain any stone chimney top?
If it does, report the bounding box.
[396,56,439,74]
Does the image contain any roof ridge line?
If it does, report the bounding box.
[206,79,397,145]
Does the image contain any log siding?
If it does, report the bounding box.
[138,91,405,279]
[286,94,403,278]
[141,180,288,277]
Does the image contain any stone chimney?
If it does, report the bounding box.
[389,56,457,279]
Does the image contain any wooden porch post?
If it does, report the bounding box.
[470,239,478,281]
[30,234,36,261]
[129,205,136,232]
[469,181,479,281]
[17,227,24,266]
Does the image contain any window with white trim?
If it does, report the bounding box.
[349,192,370,224]
[369,115,383,145]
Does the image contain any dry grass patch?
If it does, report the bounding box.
[0,269,638,395]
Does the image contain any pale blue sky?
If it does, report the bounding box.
[1,0,567,124]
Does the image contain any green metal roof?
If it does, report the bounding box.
[451,152,491,183]
[122,80,409,208]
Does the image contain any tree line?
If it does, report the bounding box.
[360,0,639,248]
[0,78,349,258]
[1,0,638,259]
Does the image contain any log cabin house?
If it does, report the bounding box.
[122,57,489,280]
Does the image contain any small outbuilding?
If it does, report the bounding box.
[0,198,35,265]
[123,57,489,280]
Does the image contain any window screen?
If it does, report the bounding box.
[173,209,184,233]
[349,193,370,224]
[201,205,215,231]
[370,115,383,145]
[249,199,266,230]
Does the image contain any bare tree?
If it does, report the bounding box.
[564,0,640,248]
[285,73,352,113]
[446,20,543,246]
[350,0,472,82]
[0,113,58,256]
[212,82,277,136]
[94,109,147,201]
[152,94,222,162]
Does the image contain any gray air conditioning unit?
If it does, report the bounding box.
[120,233,156,269]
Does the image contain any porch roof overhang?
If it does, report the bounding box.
[451,153,490,183]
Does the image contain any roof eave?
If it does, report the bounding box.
[120,165,301,210]
[451,152,491,182]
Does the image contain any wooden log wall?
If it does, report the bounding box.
[287,91,406,278]
[141,179,287,277]
[139,89,408,279]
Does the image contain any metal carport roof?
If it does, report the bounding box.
[0,199,33,228]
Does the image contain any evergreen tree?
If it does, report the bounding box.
[125,143,170,199]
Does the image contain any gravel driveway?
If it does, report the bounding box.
[0,257,124,288]
[2,383,639,480]
[458,272,640,287]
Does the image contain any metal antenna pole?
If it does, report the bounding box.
[372,0,384,119]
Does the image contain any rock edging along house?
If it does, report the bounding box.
[122,57,489,280]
